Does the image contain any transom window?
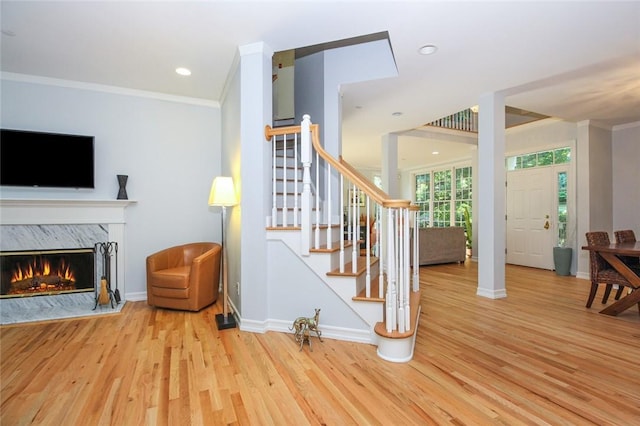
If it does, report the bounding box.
[506,147,570,170]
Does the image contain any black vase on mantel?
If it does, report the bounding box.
[117,175,128,200]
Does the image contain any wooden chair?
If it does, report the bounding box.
[614,229,639,270]
[584,231,635,308]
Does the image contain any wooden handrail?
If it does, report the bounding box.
[265,124,412,209]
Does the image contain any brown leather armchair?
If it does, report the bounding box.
[146,242,221,311]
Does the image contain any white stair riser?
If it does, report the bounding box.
[324,274,384,326]
[275,180,305,194]
[274,156,301,168]
[274,167,303,180]
[276,193,312,206]
[273,210,324,227]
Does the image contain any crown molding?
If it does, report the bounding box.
[1,72,220,108]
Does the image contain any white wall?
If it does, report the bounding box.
[0,76,222,299]
[587,124,614,232]
[505,118,577,153]
[612,122,640,235]
[220,53,243,314]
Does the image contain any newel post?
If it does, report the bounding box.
[300,115,313,256]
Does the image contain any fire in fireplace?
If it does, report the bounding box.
[0,248,95,297]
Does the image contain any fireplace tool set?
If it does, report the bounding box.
[93,241,120,310]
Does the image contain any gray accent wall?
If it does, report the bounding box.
[1,77,222,299]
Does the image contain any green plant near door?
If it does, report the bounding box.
[459,204,472,249]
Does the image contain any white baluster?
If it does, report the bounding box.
[397,209,405,333]
[378,204,384,299]
[351,184,358,274]
[403,208,411,331]
[412,209,419,292]
[314,150,320,249]
[386,209,396,333]
[339,176,345,273]
[271,135,277,227]
[282,134,288,227]
[293,132,298,227]
[326,164,332,250]
[300,115,312,256]
[365,195,371,298]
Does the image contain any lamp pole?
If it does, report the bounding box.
[209,176,237,330]
[216,204,236,329]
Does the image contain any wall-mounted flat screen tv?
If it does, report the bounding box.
[0,129,95,189]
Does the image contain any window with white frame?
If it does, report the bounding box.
[454,166,472,228]
[432,170,452,227]
[506,147,570,170]
[414,165,472,229]
[415,173,430,228]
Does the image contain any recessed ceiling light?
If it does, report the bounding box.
[392,112,403,116]
[418,44,438,55]
[432,151,439,155]
[175,67,191,76]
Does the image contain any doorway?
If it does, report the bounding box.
[505,145,573,270]
[506,167,555,269]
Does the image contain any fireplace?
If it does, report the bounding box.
[0,199,134,324]
[0,248,95,298]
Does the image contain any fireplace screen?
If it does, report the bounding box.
[0,248,95,298]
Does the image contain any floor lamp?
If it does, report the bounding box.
[208,176,237,330]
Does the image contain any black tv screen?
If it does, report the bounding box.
[0,129,95,189]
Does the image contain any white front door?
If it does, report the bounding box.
[506,168,555,269]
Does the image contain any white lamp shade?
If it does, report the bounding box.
[208,176,237,206]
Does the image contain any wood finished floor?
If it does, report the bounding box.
[1,261,639,425]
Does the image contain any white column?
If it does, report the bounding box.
[238,41,273,323]
[470,146,478,260]
[477,93,507,299]
[381,133,399,198]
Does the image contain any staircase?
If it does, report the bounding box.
[264,115,421,362]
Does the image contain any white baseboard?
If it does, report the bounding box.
[239,317,374,344]
[125,291,147,302]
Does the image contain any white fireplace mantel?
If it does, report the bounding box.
[1,198,137,302]
[0,199,136,225]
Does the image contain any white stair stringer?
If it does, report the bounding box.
[266,228,384,340]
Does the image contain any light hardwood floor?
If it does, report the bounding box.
[2,261,639,425]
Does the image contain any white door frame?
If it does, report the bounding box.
[504,141,576,272]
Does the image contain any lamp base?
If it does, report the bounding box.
[215,313,237,330]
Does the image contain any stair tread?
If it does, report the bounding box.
[326,256,379,277]
[374,290,422,339]
[310,241,354,253]
[352,275,385,302]
[275,207,319,211]
[266,223,341,231]
[266,226,301,231]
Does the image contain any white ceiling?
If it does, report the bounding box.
[2,1,639,170]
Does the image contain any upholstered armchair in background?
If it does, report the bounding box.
[146,242,221,312]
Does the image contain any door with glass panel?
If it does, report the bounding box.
[506,148,571,270]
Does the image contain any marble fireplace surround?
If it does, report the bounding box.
[0,199,135,324]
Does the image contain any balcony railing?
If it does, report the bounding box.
[426,108,477,133]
